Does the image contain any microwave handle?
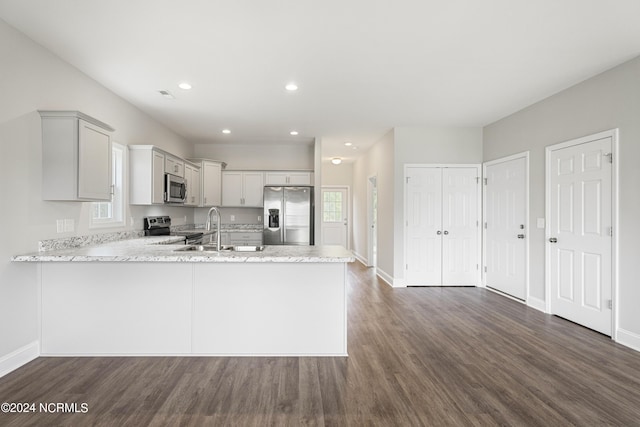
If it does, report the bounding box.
[181,182,187,200]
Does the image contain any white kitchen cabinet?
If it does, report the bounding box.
[188,159,222,207]
[264,171,312,186]
[129,145,166,205]
[222,171,264,207]
[165,154,184,177]
[39,110,114,201]
[184,162,201,206]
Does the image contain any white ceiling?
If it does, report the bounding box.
[2,0,640,162]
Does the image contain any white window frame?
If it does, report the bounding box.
[90,142,126,228]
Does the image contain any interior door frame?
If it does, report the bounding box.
[320,185,350,250]
[367,175,377,267]
[403,164,482,286]
[545,129,619,340]
[482,151,530,303]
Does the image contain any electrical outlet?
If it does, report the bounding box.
[64,219,74,232]
[56,219,64,233]
[230,215,235,222]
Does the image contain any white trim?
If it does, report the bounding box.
[0,341,39,378]
[376,268,397,287]
[403,163,482,286]
[353,251,368,266]
[526,296,547,313]
[320,185,351,250]
[616,329,640,353]
[367,174,377,268]
[482,151,530,301]
[545,129,619,337]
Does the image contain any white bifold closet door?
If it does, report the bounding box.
[406,166,479,286]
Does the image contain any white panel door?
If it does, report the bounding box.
[321,188,348,247]
[549,136,612,335]
[442,168,479,285]
[485,156,527,299]
[405,167,442,285]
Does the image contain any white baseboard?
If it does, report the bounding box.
[376,268,405,288]
[527,296,547,313]
[0,341,39,378]
[352,251,369,266]
[616,328,640,353]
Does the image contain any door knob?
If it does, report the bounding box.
[517,234,525,239]
[436,230,442,235]
[549,237,558,243]
[443,231,449,235]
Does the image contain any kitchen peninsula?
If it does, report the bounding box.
[13,238,354,357]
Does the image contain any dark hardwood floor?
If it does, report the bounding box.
[1,261,640,426]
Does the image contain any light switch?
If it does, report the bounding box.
[537,218,545,229]
[230,215,235,222]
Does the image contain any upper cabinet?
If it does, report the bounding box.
[188,159,223,207]
[222,171,264,207]
[165,154,184,177]
[39,111,114,201]
[184,161,201,207]
[129,145,166,205]
[264,171,312,186]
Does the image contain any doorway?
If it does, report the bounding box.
[483,152,529,300]
[320,186,349,248]
[546,130,617,336]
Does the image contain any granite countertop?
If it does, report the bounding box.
[12,237,354,263]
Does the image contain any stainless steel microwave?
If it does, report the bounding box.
[165,173,186,203]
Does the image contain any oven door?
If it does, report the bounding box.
[165,174,186,203]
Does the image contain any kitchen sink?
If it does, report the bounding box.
[174,244,264,252]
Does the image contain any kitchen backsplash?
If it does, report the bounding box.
[194,207,262,226]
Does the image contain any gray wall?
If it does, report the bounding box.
[484,56,640,346]
[0,19,194,364]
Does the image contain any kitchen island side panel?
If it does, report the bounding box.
[192,262,347,356]
[41,263,193,355]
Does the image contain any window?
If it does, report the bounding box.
[91,142,125,227]
[323,191,343,222]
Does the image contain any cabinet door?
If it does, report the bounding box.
[184,164,200,206]
[288,172,311,185]
[243,172,264,206]
[78,119,112,200]
[222,172,243,206]
[152,151,165,204]
[264,172,288,185]
[166,155,184,177]
[202,162,221,206]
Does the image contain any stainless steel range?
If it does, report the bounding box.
[143,216,204,244]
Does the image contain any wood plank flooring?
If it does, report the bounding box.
[1,261,640,426]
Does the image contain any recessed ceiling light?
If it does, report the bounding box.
[344,142,353,146]
[285,83,298,91]
[178,82,192,90]
[352,146,358,150]
[331,158,342,165]
[290,131,299,136]
[158,90,175,99]
[222,129,231,134]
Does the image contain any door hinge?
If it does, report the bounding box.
[406,176,410,183]
[484,222,488,229]
[607,299,612,309]
[476,220,479,227]
[608,227,613,236]
[484,178,488,185]
[484,266,487,273]
[476,264,479,270]
[605,153,613,163]
[476,177,480,184]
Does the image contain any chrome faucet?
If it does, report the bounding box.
[205,206,222,251]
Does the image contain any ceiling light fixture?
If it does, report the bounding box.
[158,90,175,99]
[178,82,192,90]
[290,131,299,136]
[331,158,342,165]
[222,129,231,134]
[344,142,353,146]
[285,83,298,91]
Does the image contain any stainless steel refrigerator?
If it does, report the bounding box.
[263,186,314,245]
